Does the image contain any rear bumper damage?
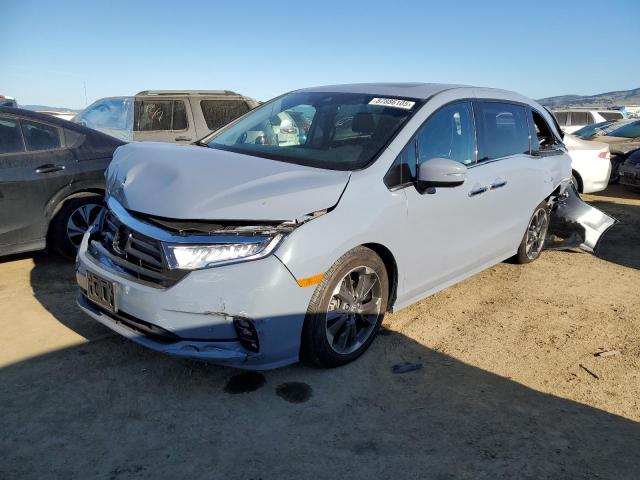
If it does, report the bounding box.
[546,184,616,253]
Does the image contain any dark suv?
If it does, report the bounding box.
[0,107,123,257]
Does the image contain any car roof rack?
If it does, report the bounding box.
[135,90,239,96]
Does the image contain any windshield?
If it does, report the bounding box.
[604,120,640,139]
[206,91,421,170]
[74,97,133,141]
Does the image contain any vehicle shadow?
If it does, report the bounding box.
[589,183,640,202]
[1,257,638,479]
[28,253,113,340]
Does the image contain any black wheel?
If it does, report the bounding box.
[49,194,104,258]
[514,201,550,264]
[301,246,388,368]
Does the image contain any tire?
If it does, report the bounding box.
[571,173,581,194]
[301,246,389,368]
[513,201,550,264]
[49,194,105,258]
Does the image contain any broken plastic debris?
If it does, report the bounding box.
[392,362,422,374]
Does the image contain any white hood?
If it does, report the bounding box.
[106,142,351,220]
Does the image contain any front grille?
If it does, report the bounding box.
[88,210,188,288]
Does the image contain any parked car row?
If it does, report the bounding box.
[549,105,640,192]
[570,118,640,186]
[553,108,626,134]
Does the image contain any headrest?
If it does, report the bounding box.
[351,112,375,134]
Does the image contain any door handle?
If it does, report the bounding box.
[468,186,489,197]
[490,180,508,190]
[175,136,192,142]
[34,164,65,174]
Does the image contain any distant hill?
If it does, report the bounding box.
[20,105,80,113]
[538,88,640,108]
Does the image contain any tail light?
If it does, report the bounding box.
[598,151,610,159]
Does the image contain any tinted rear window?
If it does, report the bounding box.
[599,111,623,121]
[474,102,530,161]
[200,100,250,131]
[0,117,25,154]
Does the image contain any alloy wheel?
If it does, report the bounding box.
[66,203,104,248]
[525,207,549,260]
[325,266,383,355]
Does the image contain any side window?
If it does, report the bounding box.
[200,100,250,131]
[21,119,61,151]
[570,112,589,126]
[528,110,559,152]
[384,139,416,189]
[134,100,188,131]
[554,112,568,126]
[0,117,25,154]
[172,100,187,130]
[417,102,475,166]
[474,101,529,161]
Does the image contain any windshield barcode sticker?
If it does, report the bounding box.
[369,98,415,110]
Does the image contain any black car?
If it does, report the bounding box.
[619,148,640,192]
[0,107,123,257]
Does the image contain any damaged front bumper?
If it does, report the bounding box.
[75,233,315,370]
[546,184,616,253]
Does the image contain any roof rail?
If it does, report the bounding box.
[135,90,238,96]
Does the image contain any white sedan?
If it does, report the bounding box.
[564,134,611,193]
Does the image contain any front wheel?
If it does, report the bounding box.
[301,246,389,368]
[513,201,550,264]
[50,195,104,258]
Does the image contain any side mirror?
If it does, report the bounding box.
[416,157,466,194]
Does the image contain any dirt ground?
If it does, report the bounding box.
[1,185,639,479]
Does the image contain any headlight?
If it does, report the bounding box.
[164,234,283,270]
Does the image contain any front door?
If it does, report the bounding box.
[401,101,512,300]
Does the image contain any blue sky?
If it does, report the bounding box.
[2,0,639,109]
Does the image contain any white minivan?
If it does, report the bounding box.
[76,83,614,370]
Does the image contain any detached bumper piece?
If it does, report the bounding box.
[546,185,616,253]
